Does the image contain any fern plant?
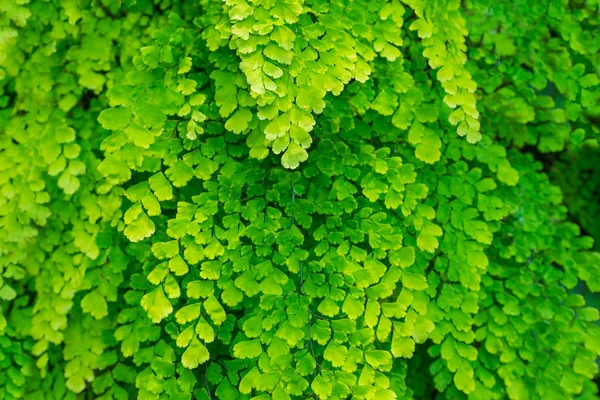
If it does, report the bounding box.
[0,0,599,399]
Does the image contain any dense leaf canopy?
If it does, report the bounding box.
[0,0,599,399]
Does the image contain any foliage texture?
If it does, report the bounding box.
[0,0,599,399]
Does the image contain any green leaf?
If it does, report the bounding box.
[389,247,415,268]
[239,367,260,394]
[342,295,364,320]
[196,317,216,343]
[296,351,316,376]
[125,122,154,148]
[224,108,252,134]
[323,342,347,368]
[177,78,197,96]
[152,241,179,259]
[454,368,475,394]
[265,113,291,141]
[364,350,392,370]
[176,326,194,348]
[371,89,398,116]
[402,272,428,290]
[276,321,305,347]
[135,101,166,128]
[317,297,340,318]
[81,289,108,320]
[365,299,381,328]
[166,161,195,187]
[164,274,181,299]
[141,46,160,68]
[124,211,156,242]
[169,255,189,276]
[175,303,201,324]
[296,86,325,114]
[242,315,263,338]
[417,231,438,253]
[391,333,415,358]
[311,374,332,399]
[98,107,131,130]
[205,238,225,260]
[215,379,239,399]
[264,43,293,64]
[0,314,7,332]
[187,281,214,299]
[0,282,17,301]
[204,296,227,326]
[148,173,174,201]
[233,340,263,359]
[270,26,295,50]
[182,338,210,369]
[141,286,173,323]
[107,84,133,106]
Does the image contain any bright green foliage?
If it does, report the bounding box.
[551,142,600,252]
[466,0,600,151]
[1,1,599,400]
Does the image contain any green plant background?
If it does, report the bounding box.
[0,0,599,399]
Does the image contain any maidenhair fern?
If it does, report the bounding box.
[0,1,599,400]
